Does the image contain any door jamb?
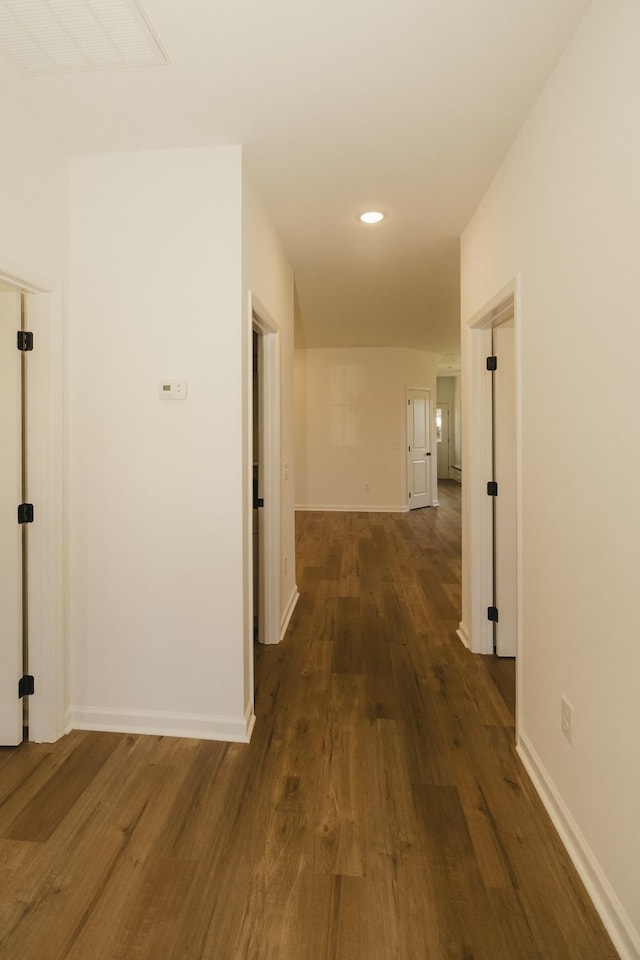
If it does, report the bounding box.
[248,294,280,652]
[460,276,521,695]
[0,261,65,744]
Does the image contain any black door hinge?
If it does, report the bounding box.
[17,331,34,351]
[19,675,35,698]
[18,503,34,524]
[486,356,497,371]
[487,481,498,496]
[488,606,499,622]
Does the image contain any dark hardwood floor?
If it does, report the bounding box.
[0,481,618,959]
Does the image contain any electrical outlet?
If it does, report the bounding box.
[561,696,573,744]
[364,483,370,492]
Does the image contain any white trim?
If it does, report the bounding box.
[464,323,493,655]
[280,585,299,642]
[0,259,65,744]
[0,260,58,295]
[70,705,255,743]
[457,621,470,648]
[26,290,66,743]
[463,277,522,660]
[244,701,256,742]
[295,504,410,514]
[250,295,281,648]
[431,498,440,507]
[514,279,525,736]
[518,733,640,960]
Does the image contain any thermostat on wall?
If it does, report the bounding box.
[159,379,188,400]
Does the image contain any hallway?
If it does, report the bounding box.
[0,483,617,959]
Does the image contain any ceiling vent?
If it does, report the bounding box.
[0,0,168,76]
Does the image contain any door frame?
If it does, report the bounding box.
[0,259,65,744]
[459,277,522,728]
[0,288,23,744]
[248,294,280,652]
[492,320,517,658]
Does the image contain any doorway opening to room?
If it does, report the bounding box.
[436,402,450,479]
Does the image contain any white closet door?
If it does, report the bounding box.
[407,389,431,509]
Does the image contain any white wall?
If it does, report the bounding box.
[68,146,252,741]
[461,1,640,954]
[0,59,67,283]
[295,346,438,511]
[241,163,296,668]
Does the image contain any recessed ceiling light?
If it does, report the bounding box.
[360,211,384,224]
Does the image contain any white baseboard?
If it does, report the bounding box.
[244,701,256,742]
[457,621,470,648]
[517,732,640,960]
[69,705,254,744]
[281,585,300,641]
[295,504,408,513]
[432,498,440,507]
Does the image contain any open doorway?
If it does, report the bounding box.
[436,372,461,481]
[436,402,450,480]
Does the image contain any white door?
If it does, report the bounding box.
[0,291,23,744]
[436,402,450,480]
[407,388,431,510]
[493,322,516,657]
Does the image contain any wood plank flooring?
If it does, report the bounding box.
[0,482,619,959]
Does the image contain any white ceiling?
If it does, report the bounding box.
[3,0,591,354]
